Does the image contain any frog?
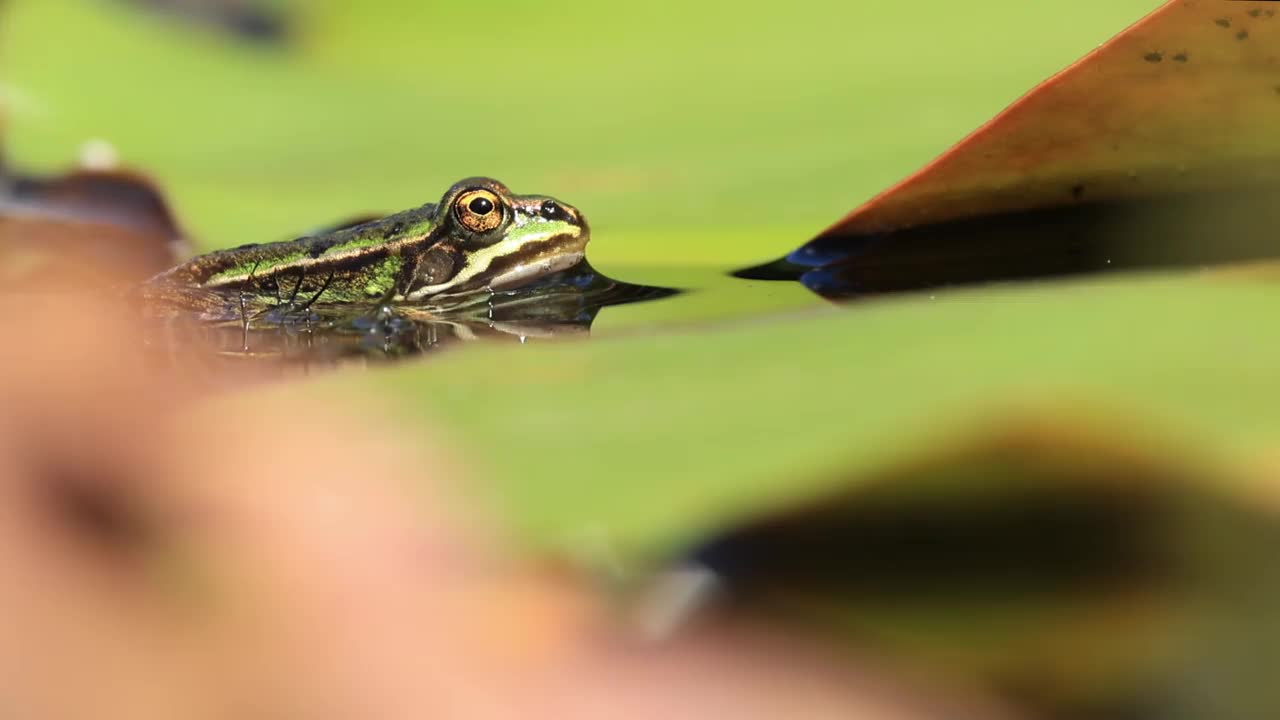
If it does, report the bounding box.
[145,177,589,318]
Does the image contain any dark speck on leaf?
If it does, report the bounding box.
[1215,17,1231,28]
[127,0,289,45]
[1249,9,1262,19]
[1071,184,1085,201]
[1237,30,1250,41]
[1143,51,1163,63]
[1173,52,1188,63]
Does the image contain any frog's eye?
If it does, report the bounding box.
[454,189,504,233]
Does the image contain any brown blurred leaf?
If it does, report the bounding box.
[1,169,187,286]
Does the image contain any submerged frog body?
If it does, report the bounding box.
[147,177,589,315]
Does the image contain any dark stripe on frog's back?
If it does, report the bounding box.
[215,245,407,304]
[159,203,438,289]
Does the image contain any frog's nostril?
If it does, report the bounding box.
[540,199,565,220]
[545,198,585,223]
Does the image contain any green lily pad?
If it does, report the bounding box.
[302,271,1280,561]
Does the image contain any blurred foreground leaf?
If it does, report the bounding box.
[0,168,185,284]
[690,415,1280,718]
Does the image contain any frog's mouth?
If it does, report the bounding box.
[480,229,589,291]
[405,219,590,301]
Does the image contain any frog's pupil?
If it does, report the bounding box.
[468,197,494,215]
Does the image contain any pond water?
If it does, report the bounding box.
[9,165,1280,371]
[128,180,1280,371]
[140,260,683,367]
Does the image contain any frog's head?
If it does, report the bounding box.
[405,177,590,300]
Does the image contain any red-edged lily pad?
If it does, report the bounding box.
[829,0,1280,235]
[742,0,1280,297]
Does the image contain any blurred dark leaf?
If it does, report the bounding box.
[687,415,1280,719]
[119,0,289,43]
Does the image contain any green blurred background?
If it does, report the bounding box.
[4,0,1159,272]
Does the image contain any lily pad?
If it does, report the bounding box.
[818,0,1280,239]
[310,271,1280,559]
[740,0,1280,297]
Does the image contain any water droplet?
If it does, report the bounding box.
[78,139,119,170]
[632,564,722,643]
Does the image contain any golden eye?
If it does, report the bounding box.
[454,189,503,233]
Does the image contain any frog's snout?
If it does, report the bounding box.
[538,198,588,233]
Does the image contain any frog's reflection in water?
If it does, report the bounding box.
[142,261,677,370]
